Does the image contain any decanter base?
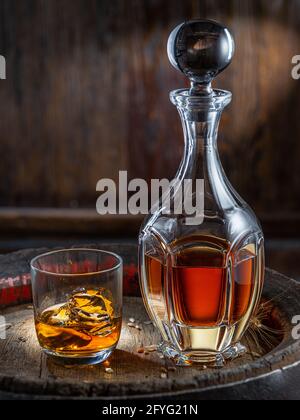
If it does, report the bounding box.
[158,342,247,368]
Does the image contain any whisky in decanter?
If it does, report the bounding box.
[139,20,265,366]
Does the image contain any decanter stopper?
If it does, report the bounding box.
[168,20,235,96]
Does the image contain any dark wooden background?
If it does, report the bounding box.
[0,0,299,276]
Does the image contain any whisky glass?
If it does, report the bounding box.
[31,249,123,365]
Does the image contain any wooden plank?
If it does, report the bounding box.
[0,208,143,235]
[0,0,299,221]
[0,208,299,238]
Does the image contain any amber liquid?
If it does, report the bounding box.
[36,289,121,355]
[145,236,257,329]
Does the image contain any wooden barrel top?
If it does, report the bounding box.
[0,245,300,400]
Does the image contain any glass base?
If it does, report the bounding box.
[158,342,247,367]
[43,346,115,366]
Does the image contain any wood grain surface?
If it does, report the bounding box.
[0,269,300,400]
[0,0,299,226]
[0,298,284,397]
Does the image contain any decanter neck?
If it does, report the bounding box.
[180,112,221,148]
[171,89,232,180]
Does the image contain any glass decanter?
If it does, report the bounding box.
[139,20,265,366]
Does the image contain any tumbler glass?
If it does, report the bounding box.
[31,249,123,365]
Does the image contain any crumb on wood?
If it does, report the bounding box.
[144,345,157,352]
